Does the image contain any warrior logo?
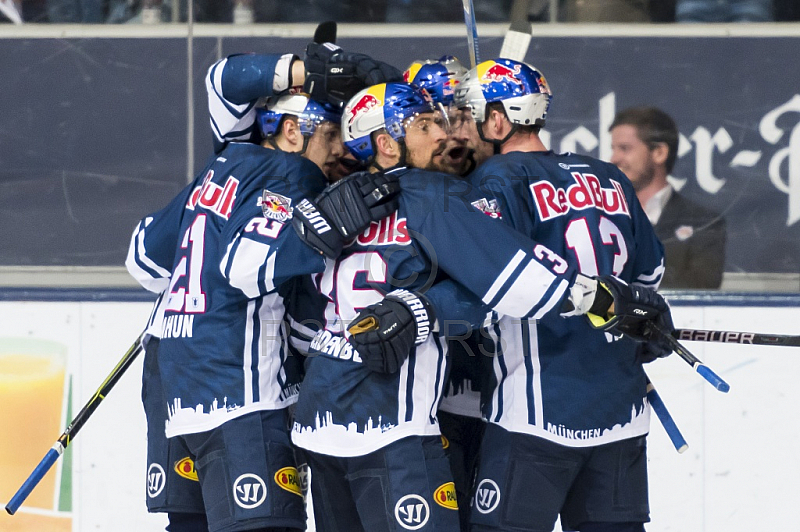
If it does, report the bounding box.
[233,473,267,509]
[259,190,293,222]
[395,494,430,530]
[147,463,166,498]
[481,62,523,85]
[474,479,501,514]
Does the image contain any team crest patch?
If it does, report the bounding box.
[274,466,303,497]
[471,197,502,219]
[174,457,199,481]
[434,482,459,509]
[260,190,292,222]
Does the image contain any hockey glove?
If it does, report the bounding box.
[561,274,674,360]
[303,42,403,109]
[347,289,435,374]
[594,275,675,361]
[292,171,401,258]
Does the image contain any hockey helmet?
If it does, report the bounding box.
[453,58,552,128]
[257,94,341,139]
[403,55,467,106]
[341,82,437,162]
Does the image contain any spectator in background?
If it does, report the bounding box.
[610,107,726,289]
[558,0,651,22]
[676,0,773,21]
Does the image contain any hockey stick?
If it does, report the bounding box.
[654,325,730,393]
[5,334,144,515]
[313,21,336,44]
[674,328,800,347]
[646,378,688,453]
[461,0,480,68]
[499,0,533,61]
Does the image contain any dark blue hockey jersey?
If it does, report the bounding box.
[290,167,583,457]
[468,150,665,447]
[127,142,327,437]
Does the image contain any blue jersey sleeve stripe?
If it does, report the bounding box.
[429,335,446,424]
[521,319,537,426]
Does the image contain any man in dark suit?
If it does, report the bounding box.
[610,106,726,289]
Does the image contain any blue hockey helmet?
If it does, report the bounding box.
[341,82,437,162]
[403,56,466,106]
[453,58,552,128]
[257,94,341,139]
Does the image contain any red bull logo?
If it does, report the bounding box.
[530,172,630,222]
[348,94,380,123]
[259,190,292,222]
[481,62,523,85]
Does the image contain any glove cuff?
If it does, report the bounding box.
[561,274,599,317]
[291,198,343,258]
[385,289,435,345]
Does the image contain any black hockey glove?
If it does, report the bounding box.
[303,42,403,109]
[347,290,435,374]
[292,171,401,258]
[590,275,675,360]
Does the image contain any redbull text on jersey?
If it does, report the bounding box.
[186,170,239,220]
[356,212,411,246]
[530,172,630,222]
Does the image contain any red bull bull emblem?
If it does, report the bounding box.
[482,62,523,85]
[348,94,380,124]
[259,190,293,222]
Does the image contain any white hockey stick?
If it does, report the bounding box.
[500,0,533,61]
[461,0,480,68]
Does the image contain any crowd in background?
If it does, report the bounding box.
[3,0,800,24]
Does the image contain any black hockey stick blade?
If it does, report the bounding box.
[313,21,337,44]
[674,328,800,347]
[5,334,144,515]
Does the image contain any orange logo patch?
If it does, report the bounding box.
[274,467,303,497]
[174,457,199,482]
[434,482,458,510]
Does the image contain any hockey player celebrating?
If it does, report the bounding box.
[126,87,398,531]
[454,58,673,532]
[287,80,675,532]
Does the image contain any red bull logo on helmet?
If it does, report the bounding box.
[347,85,385,127]
[479,61,523,85]
[259,190,293,222]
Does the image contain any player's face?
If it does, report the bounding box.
[610,124,657,191]
[444,107,493,176]
[304,121,345,179]
[403,111,448,171]
[327,151,364,183]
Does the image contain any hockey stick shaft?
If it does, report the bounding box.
[5,334,144,515]
[673,328,800,347]
[646,379,688,453]
[500,0,533,61]
[461,0,480,68]
[655,326,730,393]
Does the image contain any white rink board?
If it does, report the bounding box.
[0,300,797,532]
